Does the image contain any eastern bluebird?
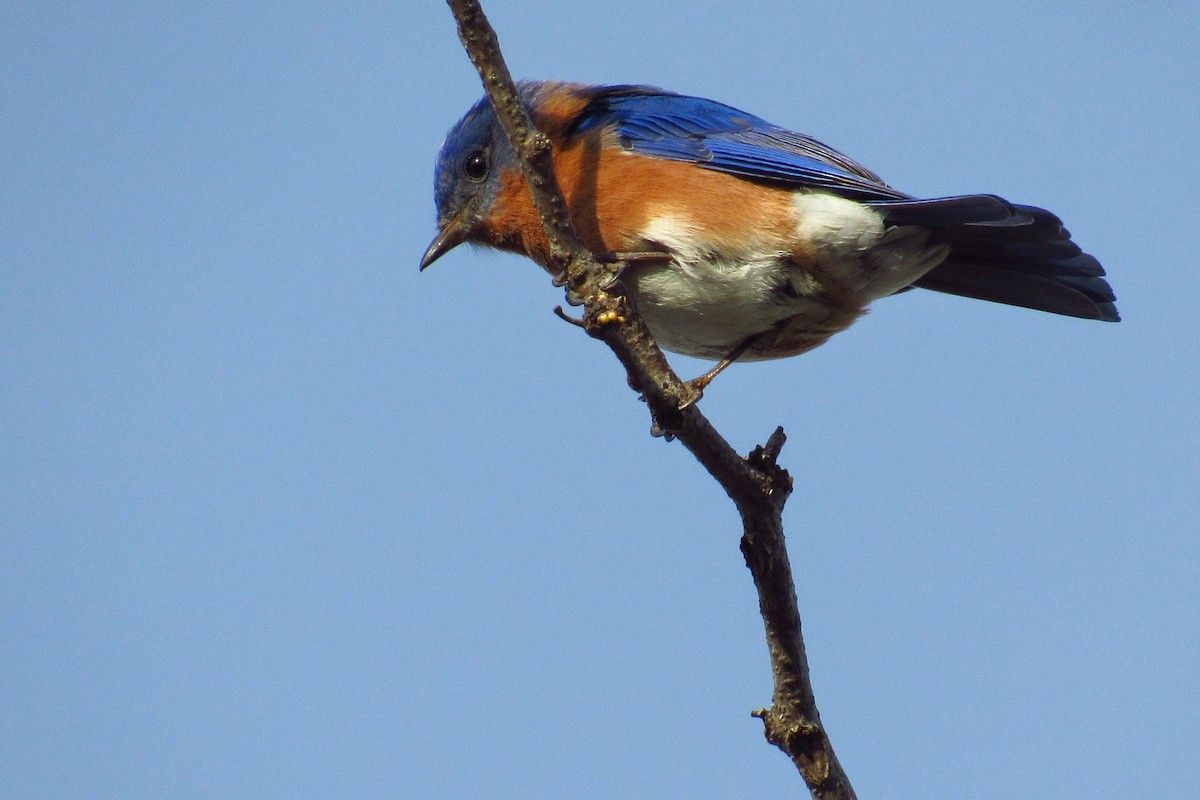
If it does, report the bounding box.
[422,82,1117,387]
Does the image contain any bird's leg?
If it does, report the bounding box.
[682,333,762,407]
[555,250,672,293]
[594,250,672,288]
[597,250,673,264]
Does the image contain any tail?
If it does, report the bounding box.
[870,195,1120,322]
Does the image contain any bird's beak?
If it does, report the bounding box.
[419,215,469,271]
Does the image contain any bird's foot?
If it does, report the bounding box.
[595,250,672,288]
[678,377,711,410]
[679,334,763,407]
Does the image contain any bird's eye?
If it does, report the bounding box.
[463,150,489,181]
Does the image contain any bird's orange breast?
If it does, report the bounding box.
[480,130,798,270]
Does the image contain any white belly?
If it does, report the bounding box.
[626,250,802,359]
[623,194,948,360]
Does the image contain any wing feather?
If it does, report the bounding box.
[574,85,906,200]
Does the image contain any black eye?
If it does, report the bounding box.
[463,150,489,181]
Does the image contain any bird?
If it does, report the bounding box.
[421,81,1118,390]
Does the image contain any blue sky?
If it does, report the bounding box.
[3,2,1197,798]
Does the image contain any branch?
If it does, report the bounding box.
[444,3,857,798]
[444,0,600,304]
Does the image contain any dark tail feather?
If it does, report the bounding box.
[872,196,1120,322]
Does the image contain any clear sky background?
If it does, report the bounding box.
[3,2,1197,798]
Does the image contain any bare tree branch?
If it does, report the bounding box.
[443,2,857,798]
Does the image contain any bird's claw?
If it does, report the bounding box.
[677,381,705,410]
[650,420,676,441]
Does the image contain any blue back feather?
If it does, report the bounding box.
[571,86,908,201]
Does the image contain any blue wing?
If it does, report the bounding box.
[574,85,909,200]
[573,85,1036,225]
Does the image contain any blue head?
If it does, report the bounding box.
[419,86,542,270]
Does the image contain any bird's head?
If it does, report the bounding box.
[419,92,521,270]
